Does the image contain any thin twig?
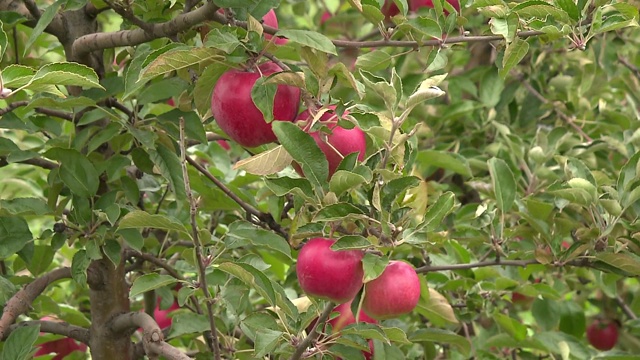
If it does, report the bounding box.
[103,0,154,33]
[513,71,593,143]
[615,295,637,320]
[186,155,289,239]
[289,302,334,360]
[618,55,640,80]
[179,117,221,360]
[124,249,185,280]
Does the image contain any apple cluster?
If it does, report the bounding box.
[296,238,421,319]
[210,11,367,177]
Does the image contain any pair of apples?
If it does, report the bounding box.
[296,238,421,320]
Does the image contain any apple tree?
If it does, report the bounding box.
[1,0,640,359]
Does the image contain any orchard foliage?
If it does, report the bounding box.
[0,0,640,359]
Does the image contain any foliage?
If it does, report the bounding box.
[0,0,640,359]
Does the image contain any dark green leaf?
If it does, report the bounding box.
[275,30,337,55]
[0,323,40,360]
[331,235,372,250]
[149,143,186,199]
[130,274,177,298]
[225,221,292,259]
[0,216,33,258]
[488,157,516,211]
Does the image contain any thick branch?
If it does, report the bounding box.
[22,0,41,19]
[211,12,544,49]
[111,312,190,360]
[289,302,334,360]
[0,267,72,339]
[4,320,90,344]
[72,2,219,57]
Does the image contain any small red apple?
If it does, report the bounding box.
[328,299,378,332]
[211,61,301,148]
[167,98,175,107]
[381,1,401,19]
[217,139,231,150]
[411,0,461,14]
[320,11,332,25]
[296,238,364,304]
[586,319,619,351]
[295,107,366,178]
[362,261,421,320]
[262,9,287,44]
[154,300,180,329]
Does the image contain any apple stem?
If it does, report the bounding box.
[289,302,335,360]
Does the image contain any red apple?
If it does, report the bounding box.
[211,61,301,148]
[154,300,180,329]
[296,238,364,303]
[362,261,421,320]
[587,319,619,351]
[411,0,461,13]
[381,1,401,19]
[295,107,366,178]
[262,9,287,44]
[35,317,87,359]
[217,139,231,150]
[167,98,175,107]
[328,299,378,332]
[320,11,332,25]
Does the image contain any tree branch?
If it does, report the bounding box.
[615,295,637,320]
[186,155,289,239]
[3,320,90,344]
[512,71,593,143]
[110,312,190,360]
[415,257,594,273]
[22,0,41,19]
[0,157,59,170]
[72,1,219,57]
[180,118,221,359]
[103,0,153,33]
[124,249,185,281]
[618,55,640,81]
[289,302,334,360]
[0,267,72,339]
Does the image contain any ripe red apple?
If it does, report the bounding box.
[295,107,366,178]
[381,1,401,19]
[586,319,619,351]
[362,261,421,320]
[211,61,300,148]
[328,299,378,332]
[411,0,461,13]
[35,317,87,359]
[154,300,180,329]
[262,9,287,45]
[296,238,364,303]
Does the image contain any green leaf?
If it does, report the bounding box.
[558,302,586,338]
[149,143,186,199]
[416,150,472,177]
[130,274,177,298]
[0,216,33,258]
[218,262,298,319]
[275,30,337,55]
[71,250,90,286]
[362,253,389,282]
[234,145,293,176]
[381,176,421,209]
[595,253,640,276]
[488,157,516,211]
[0,20,7,61]
[264,176,315,202]
[331,235,372,250]
[273,121,329,190]
[168,312,210,338]
[0,323,40,360]
[360,70,398,112]
[118,210,191,237]
[25,245,54,276]
[140,47,223,81]
[355,50,392,71]
[225,221,292,259]
[251,76,277,123]
[556,0,580,21]
[46,148,99,198]
[416,285,459,326]
[18,62,104,93]
[512,2,571,23]
[313,203,366,222]
[410,328,470,356]
[532,298,561,330]
[499,37,529,79]
[479,68,504,108]
[23,0,64,56]
[330,171,369,196]
[254,328,285,358]
[117,228,144,252]
[494,312,527,341]
[0,275,17,306]
[0,198,51,216]
[422,191,456,232]
[204,28,242,53]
